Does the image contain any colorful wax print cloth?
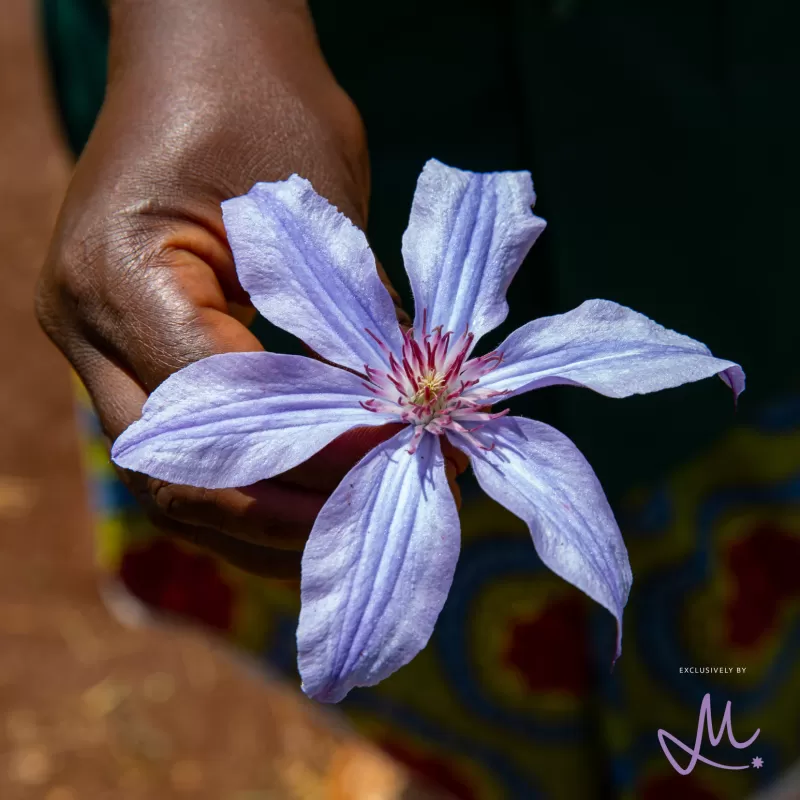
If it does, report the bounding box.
[77,383,800,800]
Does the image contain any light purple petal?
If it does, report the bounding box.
[112,352,395,489]
[298,427,459,702]
[222,176,404,373]
[448,416,631,659]
[481,299,745,401]
[401,159,546,347]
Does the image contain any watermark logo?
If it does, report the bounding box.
[658,693,761,774]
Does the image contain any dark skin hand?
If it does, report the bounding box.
[37,0,467,578]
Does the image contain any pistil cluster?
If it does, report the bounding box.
[361,312,509,452]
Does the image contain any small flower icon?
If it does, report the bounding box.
[752,757,764,769]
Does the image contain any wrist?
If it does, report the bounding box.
[107,0,331,91]
[94,0,370,232]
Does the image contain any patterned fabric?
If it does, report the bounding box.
[77,375,800,799]
[609,398,800,799]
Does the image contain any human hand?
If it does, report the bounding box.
[36,0,463,577]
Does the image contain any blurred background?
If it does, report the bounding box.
[0,1,437,798]
[2,0,800,799]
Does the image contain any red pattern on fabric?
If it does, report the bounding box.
[503,594,589,694]
[120,538,234,631]
[726,523,800,647]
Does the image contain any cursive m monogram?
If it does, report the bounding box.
[658,693,760,774]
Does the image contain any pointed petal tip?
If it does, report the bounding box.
[109,436,125,464]
[109,426,148,473]
[300,678,349,704]
[610,620,623,672]
[480,300,746,404]
[720,365,746,406]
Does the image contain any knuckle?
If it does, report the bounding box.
[113,471,185,537]
[45,212,172,329]
[36,235,113,352]
[149,479,181,518]
[148,480,228,528]
[40,215,203,376]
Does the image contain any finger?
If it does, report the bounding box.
[228,301,257,326]
[156,517,302,580]
[93,229,264,392]
[143,478,326,551]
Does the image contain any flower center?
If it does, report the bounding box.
[410,373,447,407]
[360,311,510,452]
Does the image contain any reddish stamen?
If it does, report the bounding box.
[402,358,420,391]
[409,337,426,372]
[364,328,392,357]
[387,374,406,394]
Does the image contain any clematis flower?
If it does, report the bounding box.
[112,159,744,703]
